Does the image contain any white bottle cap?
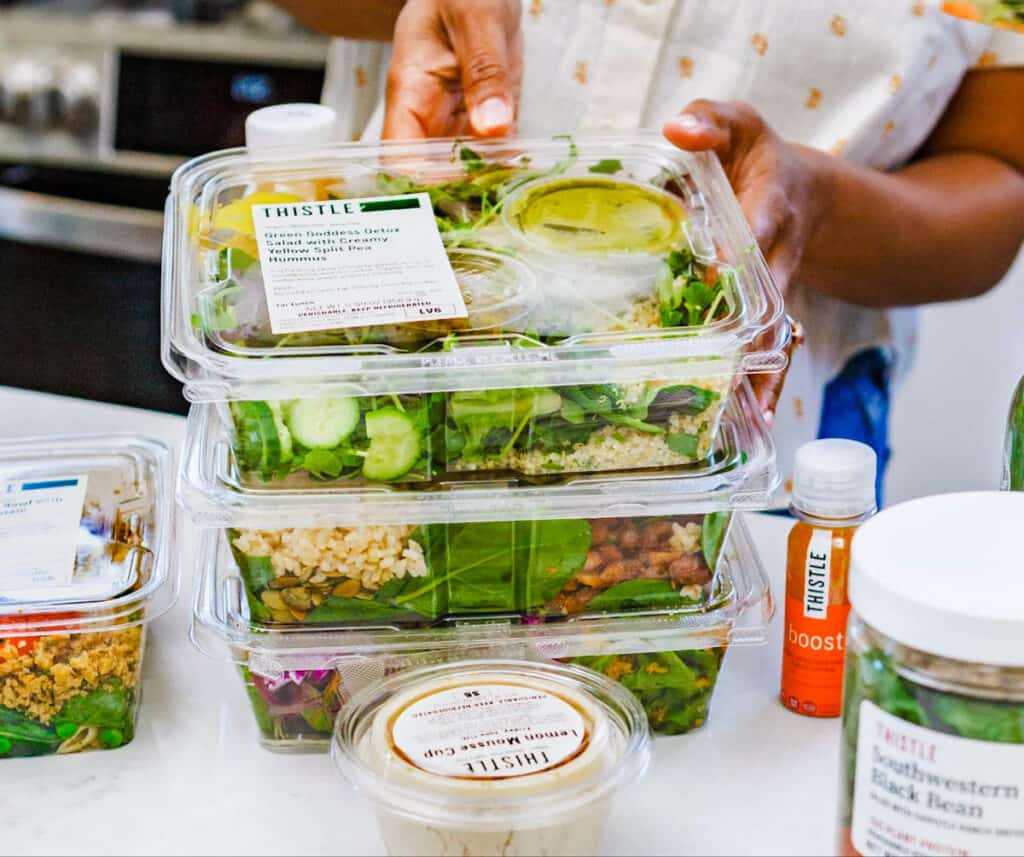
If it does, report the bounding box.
[245,103,338,152]
[850,492,1024,666]
[791,439,876,519]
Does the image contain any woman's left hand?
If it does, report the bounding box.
[664,99,825,296]
[664,100,821,421]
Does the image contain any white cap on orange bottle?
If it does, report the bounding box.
[791,439,876,519]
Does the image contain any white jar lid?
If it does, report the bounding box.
[245,103,338,152]
[850,491,1024,667]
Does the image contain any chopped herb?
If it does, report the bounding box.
[588,158,624,175]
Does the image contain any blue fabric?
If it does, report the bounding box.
[817,347,892,508]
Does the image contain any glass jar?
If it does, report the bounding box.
[839,492,1024,857]
[1004,374,1024,491]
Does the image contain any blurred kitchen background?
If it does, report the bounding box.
[0,0,1020,498]
[0,0,327,414]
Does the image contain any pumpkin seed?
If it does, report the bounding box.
[332,579,362,598]
[261,591,287,610]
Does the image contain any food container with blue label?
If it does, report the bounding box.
[0,435,176,758]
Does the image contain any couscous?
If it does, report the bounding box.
[0,623,144,757]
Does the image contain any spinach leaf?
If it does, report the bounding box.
[0,707,60,754]
[441,522,518,611]
[304,597,410,623]
[653,384,720,416]
[241,667,276,737]
[55,679,133,733]
[230,544,276,593]
[585,579,697,612]
[457,143,485,172]
[701,511,730,569]
[518,519,592,607]
[666,432,700,458]
[300,448,345,479]
[927,694,1024,743]
[855,650,928,725]
[616,651,699,695]
[588,159,624,175]
[571,648,723,735]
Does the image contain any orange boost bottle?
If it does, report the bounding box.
[781,439,877,718]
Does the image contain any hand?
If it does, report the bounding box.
[384,0,522,139]
[664,100,822,422]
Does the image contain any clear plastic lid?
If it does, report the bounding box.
[332,659,650,833]
[0,434,177,635]
[178,377,778,528]
[163,132,789,401]
[188,512,772,672]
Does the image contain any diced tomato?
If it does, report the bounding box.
[0,612,80,658]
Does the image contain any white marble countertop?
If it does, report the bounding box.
[0,386,839,856]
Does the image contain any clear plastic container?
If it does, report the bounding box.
[179,375,777,526]
[179,377,775,625]
[0,435,175,758]
[332,659,650,857]
[163,133,789,487]
[188,513,772,751]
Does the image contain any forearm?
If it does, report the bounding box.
[274,0,403,38]
[798,147,1024,307]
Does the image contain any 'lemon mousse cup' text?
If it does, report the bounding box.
[332,660,651,857]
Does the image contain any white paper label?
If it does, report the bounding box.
[0,476,87,591]
[803,528,832,619]
[390,682,588,780]
[852,701,1024,856]
[253,192,467,334]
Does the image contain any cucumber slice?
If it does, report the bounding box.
[269,402,293,463]
[285,397,360,449]
[230,401,292,472]
[362,407,422,481]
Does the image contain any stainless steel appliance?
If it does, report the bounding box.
[0,0,327,411]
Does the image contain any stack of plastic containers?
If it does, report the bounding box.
[0,435,175,758]
[164,126,790,750]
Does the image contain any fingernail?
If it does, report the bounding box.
[473,97,513,134]
[668,112,706,135]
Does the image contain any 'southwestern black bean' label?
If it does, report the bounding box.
[852,701,1024,855]
[389,682,589,780]
[253,192,467,334]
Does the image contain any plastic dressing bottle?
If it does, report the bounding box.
[780,439,877,718]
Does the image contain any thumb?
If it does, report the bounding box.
[448,10,516,137]
[663,99,763,163]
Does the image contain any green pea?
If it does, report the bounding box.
[55,722,79,740]
[99,728,124,749]
[0,736,11,755]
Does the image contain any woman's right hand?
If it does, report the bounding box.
[383,0,522,140]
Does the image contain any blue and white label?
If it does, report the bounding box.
[0,475,88,592]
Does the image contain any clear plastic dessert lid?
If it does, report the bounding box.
[188,512,772,671]
[163,132,789,400]
[0,434,177,634]
[332,659,650,830]
[178,377,778,528]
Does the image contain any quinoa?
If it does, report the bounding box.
[0,626,143,724]
[231,526,429,622]
[233,526,427,591]
[450,406,722,475]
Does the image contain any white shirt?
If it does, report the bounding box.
[321,1,1023,493]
